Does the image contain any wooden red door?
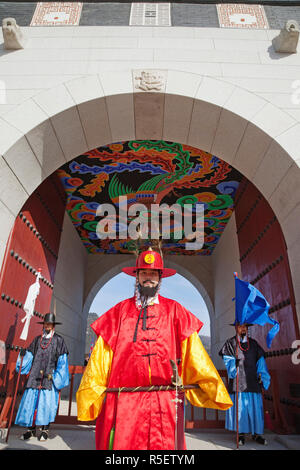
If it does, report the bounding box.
[235,178,300,433]
[0,172,66,428]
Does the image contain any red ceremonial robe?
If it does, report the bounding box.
[90,295,202,450]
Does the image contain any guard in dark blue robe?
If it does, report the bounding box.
[219,323,270,446]
[15,313,69,441]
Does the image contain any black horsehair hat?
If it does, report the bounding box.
[37,312,62,325]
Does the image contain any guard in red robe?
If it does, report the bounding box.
[77,248,232,450]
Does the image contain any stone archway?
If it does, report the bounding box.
[1,71,300,432]
[0,70,300,325]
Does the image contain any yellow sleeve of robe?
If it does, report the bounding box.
[182,332,233,410]
[76,335,113,421]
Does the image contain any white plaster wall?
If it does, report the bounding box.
[211,213,241,368]
[0,26,299,120]
[51,211,88,365]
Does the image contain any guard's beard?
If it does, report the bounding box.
[138,283,158,299]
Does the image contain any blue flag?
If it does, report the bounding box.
[234,276,280,348]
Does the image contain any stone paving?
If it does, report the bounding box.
[0,424,299,450]
[0,399,299,450]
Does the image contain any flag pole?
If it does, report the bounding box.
[233,272,239,450]
[6,354,24,442]
[235,337,239,450]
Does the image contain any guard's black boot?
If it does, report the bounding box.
[20,426,36,440]
[252,434,267,445]
[38,425,49,441]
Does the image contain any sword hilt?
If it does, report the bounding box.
[170,359,183,387]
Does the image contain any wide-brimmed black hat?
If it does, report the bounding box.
[37,313,62,325]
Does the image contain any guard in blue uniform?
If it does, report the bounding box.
[15,313,69,441]
[219,322,270,446]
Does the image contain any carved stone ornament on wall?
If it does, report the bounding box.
[2,17,27,50]
[272,20,299,53]
[133,69,167,93]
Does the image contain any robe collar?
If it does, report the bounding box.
[135,290,160,307]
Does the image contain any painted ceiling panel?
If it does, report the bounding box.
[57,140,243,255]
